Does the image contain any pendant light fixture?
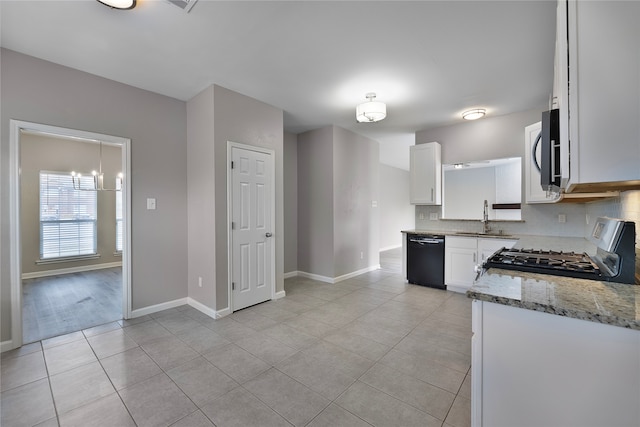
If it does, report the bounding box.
[71,141,123,191]
[97,0,136,10]
[356,93,387,123]
[462,109,486,120]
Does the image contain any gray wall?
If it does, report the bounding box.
[20,133,122,274]
[414,108,588,237]
[333,126,380,276]
[379,164,414,251]
[297,126,335,277]
[1,49,188,342]
[186,86,216,309]
[585,190,640,248]
[212,85,284,311]
[297,125,380,279]
[416,109,541,164]
[284,132,298,274]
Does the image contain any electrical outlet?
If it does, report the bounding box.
[419,212,425,220]
[429,213,438,220]
[360,251,364,260]
[558,214,566,223]
[198,277,203,287]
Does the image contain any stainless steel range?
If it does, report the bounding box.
[484,217,636,284]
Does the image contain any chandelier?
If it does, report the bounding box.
[71,141,123,191]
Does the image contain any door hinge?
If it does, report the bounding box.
[232,282,235,290]
[231,161,235,169]
[231,222,235,230]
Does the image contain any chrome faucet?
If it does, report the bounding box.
[481,199,491,234]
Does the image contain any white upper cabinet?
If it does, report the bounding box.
[559,0,640,191]
[410,142,442,205]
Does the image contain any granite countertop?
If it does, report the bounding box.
[404,229,639,329]
[468,268,640,330]
[401,229,518,240]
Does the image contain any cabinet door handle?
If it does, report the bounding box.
[473,253,477,263]
[430,188,434,202]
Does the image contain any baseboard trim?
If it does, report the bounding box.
[21,262,123,280]
[130,297,188,318]
[187,297,217,320]
[1,339,17,353]
[273,290,286,300]
[297,271,334,283]
[380,244,402,252]
[333,265,381,283]
[214,307,231,319]
[283,271,298,279]
[297,264,381,284]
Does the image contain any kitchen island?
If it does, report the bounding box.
[467,268,640,427]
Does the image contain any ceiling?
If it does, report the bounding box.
[0,0,557,170]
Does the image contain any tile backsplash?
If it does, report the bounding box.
[415,190,640,248]
[585,190,640,248]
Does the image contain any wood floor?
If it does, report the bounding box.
[22,267,122,344]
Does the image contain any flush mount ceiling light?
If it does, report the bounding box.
[97,0,136,10]
[356,93,387,123]
[462,109,486,121]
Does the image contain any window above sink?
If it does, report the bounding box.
[442,157,522,221]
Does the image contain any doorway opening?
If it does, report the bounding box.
[8,120,132,349]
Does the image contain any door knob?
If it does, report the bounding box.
[265,232,273,238]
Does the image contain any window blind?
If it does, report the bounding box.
[40,171,97,259]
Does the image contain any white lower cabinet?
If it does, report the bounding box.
[472,300,640,427]
[445,237,516,293]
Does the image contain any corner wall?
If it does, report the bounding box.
[284,132,298,275]
[297,125,380,280]
[297,126,335,278]
[186,86,217,310]
[379,164,414,251]
[332,126,380,276]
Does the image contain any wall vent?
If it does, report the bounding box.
[165,0,198,13]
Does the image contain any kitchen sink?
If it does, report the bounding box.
[454,231,512,238]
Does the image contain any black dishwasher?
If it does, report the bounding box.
[407,234,446,289]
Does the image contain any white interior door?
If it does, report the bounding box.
[231,146,273,311]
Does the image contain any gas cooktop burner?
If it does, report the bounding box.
[485,248,602,280]
[483,218,636,284]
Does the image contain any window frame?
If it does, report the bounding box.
[39,170,98,261]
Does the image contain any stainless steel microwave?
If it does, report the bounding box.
[540,108,561,192]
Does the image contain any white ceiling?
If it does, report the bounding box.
[0,0,557,170]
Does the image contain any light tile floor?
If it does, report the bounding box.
[1,249,471,427]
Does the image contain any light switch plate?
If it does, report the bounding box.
[147,198,156,210]
[429,213,438,220]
